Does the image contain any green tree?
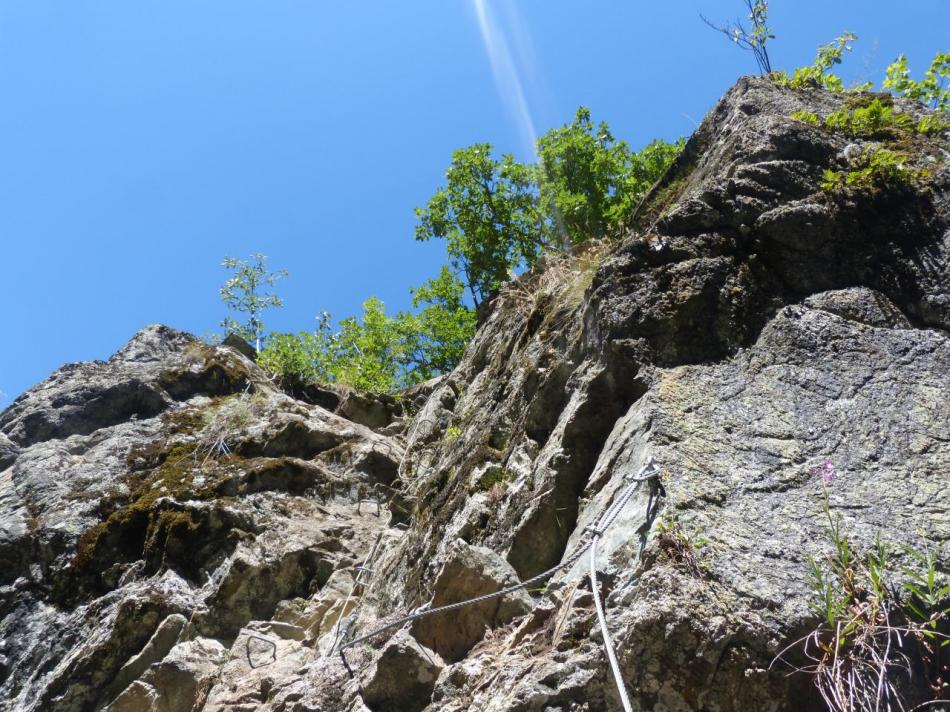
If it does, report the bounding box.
[416,127,682,307]
[219,253,288,353]
[536,107,629,245]
[623,138,688,201]
[397,267,476,383]
[414,144,544,307]
[265,300,404,393]
[260,278,476,393]
[329,297,405,392]
[537,108,683,245]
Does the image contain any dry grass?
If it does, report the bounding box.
[774,606,948,712]
[501,239,612,325]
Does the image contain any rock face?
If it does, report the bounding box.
[1,78,948,711]
[0,327,404,710]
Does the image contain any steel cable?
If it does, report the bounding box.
[339,460,660,680]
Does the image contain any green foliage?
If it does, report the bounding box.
[883,52,950,112]
[399,267,477,383]
[821,147,917,192]
[902,544,950,637]
[807,491,857,630]
[793,97,947,141]
[416,114,682,306]
[917,113,950,135]
[219,253,288,353]
[332,297,406,392]
[536,107,624,246]
[823,97,914,137]
[536,108,684,246]
[790,110,821,126]
[476,465,511,492]
[259,274,475,393]
[414,144,543,307]
[785,480,950,711]
[775,32,859,92]
[701,0,774,75]
[259,305,400,393]
[652,512,709,576]
[257,315,334,391]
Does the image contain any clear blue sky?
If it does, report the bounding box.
[1,1,946,404]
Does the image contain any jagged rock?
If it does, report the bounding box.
[2,77,949,711]
[199,623,318,710]
[0,433,18,470]
[411,540,533,662]
[349,78,948,711]
[335,389,404,431]
[222,333,257,360]
[0,325,255,447]
[106,636,228,712]
[104,613,188,703]
[0,325,403,710]
[360,630,443,712]
[802,286,913,328]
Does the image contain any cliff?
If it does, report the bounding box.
[1,77,948,711]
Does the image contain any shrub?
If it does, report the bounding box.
[790,110,821,126]
[259,276,476,393]
[774,32,860,92]
[917,114,950,135]
[883,52,950,112]
[257,327,330,391]
[823,97,914,137]
[821,147,917,192]
[791,97,945,141]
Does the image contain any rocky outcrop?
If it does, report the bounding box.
[0,327,405,710]
[1,78,948,711]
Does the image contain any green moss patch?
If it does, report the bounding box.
[476,465,512,492]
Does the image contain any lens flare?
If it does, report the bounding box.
[471,0,538,159]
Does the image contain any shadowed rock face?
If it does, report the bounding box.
[1,78,948,711]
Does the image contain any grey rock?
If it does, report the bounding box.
[411,540,533,662]
[105,636,228,712]
[222,333,257,361]
[0,326,403,710]
[0,325,253,447]
[360,630,443,712]
[0,433,18,470]
[335,388,404,431]
[803,286,913,328]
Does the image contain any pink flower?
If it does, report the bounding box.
[809,459,836,485]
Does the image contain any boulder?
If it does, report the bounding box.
[412,541,533,662]
[360,630,443,712]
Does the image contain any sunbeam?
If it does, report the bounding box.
[471,0,539,159]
